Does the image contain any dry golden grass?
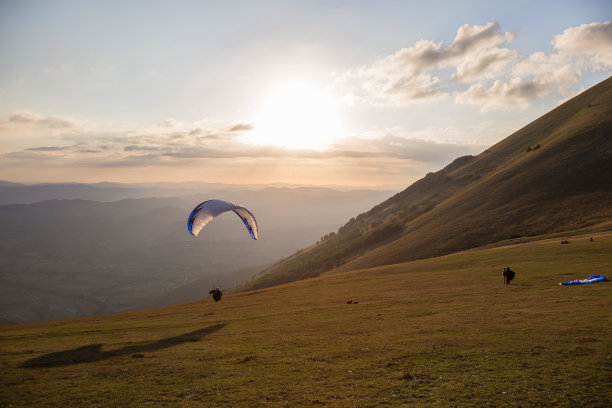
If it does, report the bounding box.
[1,231,611,406]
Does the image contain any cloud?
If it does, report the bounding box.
[440,22,517,83]
[347,21,516,103]
[511,22,612,91]
[457,58,580,112]
[5,151,53,160]
[1,106,481,174]
[157,118,178,128]
[228,123,254,132]
[7,111,77,129]
[552,21,612,70]
[124,145,162,152]
[445,22,513,59]
[76,149,102,154]
[354,39,445,102]
[451,47,516,83]
[456,79,532,112]
[343,20,610,111]
[26,146,72,151]
[330,134,482,163]
[456,21,612,111]
[377,22,513,74]
[511,52,580,94]
[0,108,488,188]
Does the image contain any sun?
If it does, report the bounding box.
[248,81,343,150]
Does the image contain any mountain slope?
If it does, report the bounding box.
[245,76,612,290]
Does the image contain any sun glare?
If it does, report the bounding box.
[248,81,343,150]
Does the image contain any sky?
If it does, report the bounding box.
[1,0,611,189]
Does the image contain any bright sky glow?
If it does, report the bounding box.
[249,81,344,150]
[0,0,611,189]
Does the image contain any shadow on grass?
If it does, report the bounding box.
[21,323,226,368]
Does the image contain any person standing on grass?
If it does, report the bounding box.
[502,266,515,284]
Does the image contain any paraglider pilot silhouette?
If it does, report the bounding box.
[502,266,515,284]
[187,199,259,302]
[209,287,223,302]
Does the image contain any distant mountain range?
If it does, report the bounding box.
[0,187,393,324]
[244,76,612,290]
[0,180,315,205]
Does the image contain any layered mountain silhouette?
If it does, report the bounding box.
[245,76,612,290]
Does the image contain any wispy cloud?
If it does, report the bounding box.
[26,146,73,151]
[6,111,78,129]
[228,123,254,132]
[157,118,178,128]
[0,108,481,177]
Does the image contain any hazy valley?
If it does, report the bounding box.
[0,185,393,324]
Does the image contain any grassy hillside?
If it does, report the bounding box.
[1,232,610,407]
[244,76,612,290]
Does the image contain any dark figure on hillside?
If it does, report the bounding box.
[502,266,515,285]
[209,288,222,302]
[590,237,594,242]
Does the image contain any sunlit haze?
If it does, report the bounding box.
[1,1,611,189]
[249,81,344,150]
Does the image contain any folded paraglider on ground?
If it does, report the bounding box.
[559,275,607,285]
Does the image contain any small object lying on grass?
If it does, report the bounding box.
[346,298,358,304]
[559,275,607,285]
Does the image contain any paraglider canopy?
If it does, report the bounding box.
[187,199,258,240]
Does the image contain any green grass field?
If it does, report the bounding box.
[1,232,611,407]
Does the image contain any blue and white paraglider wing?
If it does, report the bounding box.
[187,199,258,240]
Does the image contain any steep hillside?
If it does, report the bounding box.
[244,76,612,290]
